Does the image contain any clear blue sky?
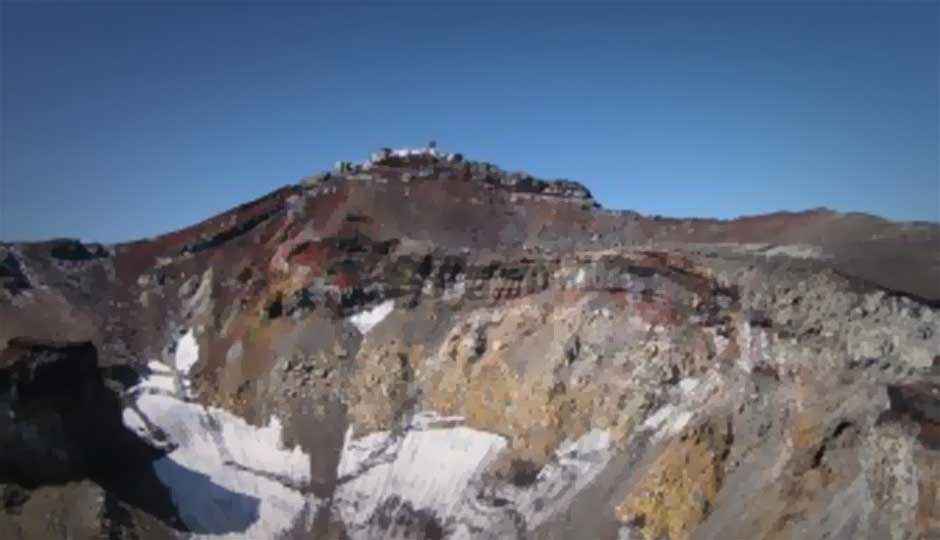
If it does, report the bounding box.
[2,2,938,243]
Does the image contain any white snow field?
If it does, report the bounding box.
[122,329,315,539]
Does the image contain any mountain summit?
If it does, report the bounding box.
[1,147,939,539]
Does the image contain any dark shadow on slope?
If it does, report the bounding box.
[0,338,261,535]
[883,383,940,450]
[146,458,261,534]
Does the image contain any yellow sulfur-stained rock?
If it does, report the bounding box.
[617,417,733,540]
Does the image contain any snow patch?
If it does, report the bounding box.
[130,395,313,538]
[643,404,676,431]
[147,360,174,374]
[175,329,200,374]
[123,328,314,538]
[367,428,501,511]
[334,412,507,538]
[122,408,148,438]
[643,405,694,442]
[668,411,694,436]
[136,392,310,481]
[136,372,177,395]
[335,415,614,537]
[348,299,395,334]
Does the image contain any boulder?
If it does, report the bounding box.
[0,252,30,294]
[0,339,184,533]
[0,339,143,485]
[47,239,108,261]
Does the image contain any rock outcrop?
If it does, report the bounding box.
[0,339,183,539]
[1,339,116,484]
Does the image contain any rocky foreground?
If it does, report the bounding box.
[1,147,939,539]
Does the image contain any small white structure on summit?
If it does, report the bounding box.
[366,142,461,167]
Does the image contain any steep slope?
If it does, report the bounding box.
[1,147,938,539]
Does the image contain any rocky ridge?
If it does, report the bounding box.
[1,146,939,539]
